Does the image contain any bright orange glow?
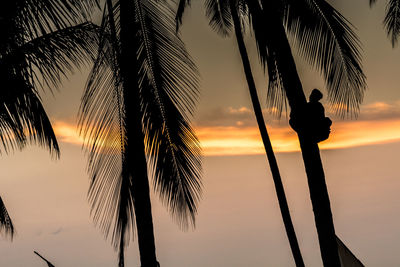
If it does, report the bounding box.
[53,121,84,146]
[52,118,400,156]
[195,126,299,155]
[197,119,400,155]
[319,119,400,150]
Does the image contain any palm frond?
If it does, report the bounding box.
[21,22,100,91]
[205,0,232,36]
[0,54,59,156]
[137,0,202,228]
[284,0,366,115]
[0,23,99,155]
[246,0,287,114]
[0,2,100,155]
[78,1,136,252]
[175,0,191,32]
[384,0,400,47]
[0,196,14,239]
[17,0,100,40]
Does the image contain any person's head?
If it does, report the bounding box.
[309,89,323,102]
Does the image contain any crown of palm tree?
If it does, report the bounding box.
[78,0,202,259]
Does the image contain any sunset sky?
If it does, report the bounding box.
[1,0,400,266]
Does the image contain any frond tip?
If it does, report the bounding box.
[384,0,400,47]
[175,0,191,32]
[205,0,233,36]
[0,196,14,239]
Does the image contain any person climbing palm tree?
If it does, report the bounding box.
[290,89,332,143]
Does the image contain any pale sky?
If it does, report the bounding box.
[1,0,400,266]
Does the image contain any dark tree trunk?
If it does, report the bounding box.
[229,1,305,266]
[119,0,159,266]
[261,4,341,266]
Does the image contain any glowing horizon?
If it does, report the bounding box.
[52,116,400,156]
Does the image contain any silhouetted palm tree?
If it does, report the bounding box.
[370,0,400,47]
[176,1,306,266]
[0,0,99,238]
[249,1,365,265]
[78,1,202,266]
[177,0,366,266]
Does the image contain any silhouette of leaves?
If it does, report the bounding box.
[0,1,100,155]
[0,197,14,239]
[283,0,366,115]
[384,0,400,47]
[175,0,191,31]
[205,0,232,36]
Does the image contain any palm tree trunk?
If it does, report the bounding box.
[262,6,341,267]
[229,1,304,266]
[119,0,159,266]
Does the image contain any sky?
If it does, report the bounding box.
[1,0,400,266]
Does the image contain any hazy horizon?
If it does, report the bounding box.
[1,141,399,266]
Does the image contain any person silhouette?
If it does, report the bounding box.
[307,89,332,142]
[289,89,332,143]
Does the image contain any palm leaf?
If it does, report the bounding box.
[17,0,99,40]
[384,0,400,47]
[137,0,202,228]
[0,23,99,155]
[246,0,287,114]
[0,48,59,155]
[205,0,232,36]
[0,196,14,239]
[175,0,191,32]
[78,2,135,251]
[21,22,100,91]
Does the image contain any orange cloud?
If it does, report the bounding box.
[51,109,400,156]
[196,119,400,155]
[52,121,84,146]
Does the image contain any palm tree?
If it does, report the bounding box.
[229,3,306,266]
[0,0,99,238]
[177,0,366,266]
[176,0,309,265]
[177,1,305,266]
[249,1,365,265]
[370,0,400,47]
[78,0,202,266]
